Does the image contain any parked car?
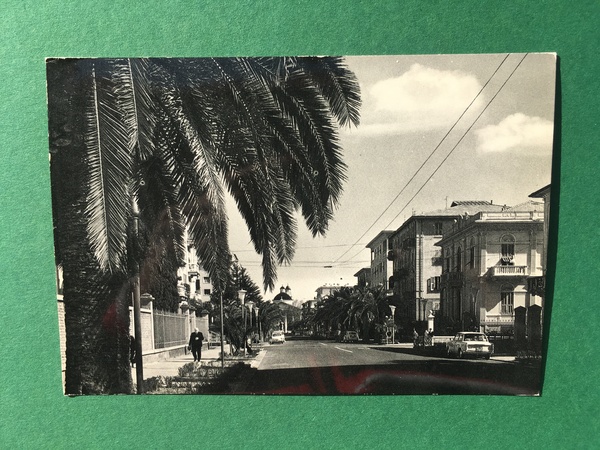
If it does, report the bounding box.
[341,331,360,343]
[446,332,493,359]
[270,330,285,344]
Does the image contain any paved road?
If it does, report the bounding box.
[242,339,542,395]
[259,340,436,370]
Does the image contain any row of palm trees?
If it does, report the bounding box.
[205,259,284,354]
[47,57,360,394]
[214,301,284,355]
[308,285,397,342]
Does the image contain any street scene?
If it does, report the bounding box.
[140,337,540,395]
[47,54,555,396]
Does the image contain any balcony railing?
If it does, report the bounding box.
[482,314,515,325]
[490,265,527,277]
[440,271,464,286]
[527,276,546,297]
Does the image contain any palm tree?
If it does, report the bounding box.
[347,285,390,342]
[209,258,263,350]
[311,287,355,338]
[47,57,360,394]
[256,302,284,342]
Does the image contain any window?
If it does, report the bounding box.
[428,276,441,292]
[203,277,210,283]
[195,279,200,291]
[501,286,514,314]
[500,234,515,265]
[434,222,443,235]
[469,246,475,269]
[456,247,462,272]
[203,289,211,295]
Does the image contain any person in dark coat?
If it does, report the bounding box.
[188,328,204,362]
[129,335,136,367]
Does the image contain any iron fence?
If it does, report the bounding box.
[153,309,187,349]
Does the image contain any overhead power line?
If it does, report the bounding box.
[332,53,511,264]
[334,53,529,267]
[230,242,368,253]
[381,53,529,230]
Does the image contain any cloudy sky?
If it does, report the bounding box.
[227,53,556,301]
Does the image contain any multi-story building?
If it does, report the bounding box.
[527,185,551,300]
[177,238,213,309]
[365,230,395,289]
[435,201,545,335]
[388,201,505,332]
[353,267,372,288]
[315,283,351,301]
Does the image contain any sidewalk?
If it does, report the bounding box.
[140,344,266,380]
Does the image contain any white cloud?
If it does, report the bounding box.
[475,113,554,153]
[347,64,483,136]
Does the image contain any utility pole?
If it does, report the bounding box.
[131,197,144,394]
[219,291,225,368]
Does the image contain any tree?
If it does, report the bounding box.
[311,287,354,337]
[209,258,264,350]
[347,285,390,342]
[256,302,284,341]
[48,57,360,394]
[213,257,263,308]
[309,285,392,342]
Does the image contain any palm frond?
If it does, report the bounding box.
[295,56,361,128]
[128,58,158,162]
[84,60,135,273]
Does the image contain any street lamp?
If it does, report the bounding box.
[389,305,396,344]
[246,301,255,328]
[238,289,247,356]
[246,301,255,349]
[255,305,261,342]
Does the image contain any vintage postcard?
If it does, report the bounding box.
[47,53,555,395]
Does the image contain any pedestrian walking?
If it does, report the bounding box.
[129,334,136,367]
[412,328,419,348]
[188,328,204,362]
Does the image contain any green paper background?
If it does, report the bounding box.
[1,1,598,448]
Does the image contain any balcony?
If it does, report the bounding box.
[527,276,546,297]
[187,263,199,275]
[489,265,527,277]
[440,271,464,286]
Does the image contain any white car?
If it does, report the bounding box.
[270,330,285,344]
[446,332,494,359]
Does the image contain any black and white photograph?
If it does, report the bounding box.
[47,53,555,396]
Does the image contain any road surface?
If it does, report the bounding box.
[241,338,542,395]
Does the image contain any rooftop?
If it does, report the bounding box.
[353,267,371,277]
[365,230,395,248]
[398,201,507,223]
[506,200,544,212]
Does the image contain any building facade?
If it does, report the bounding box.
[273,285,300,332]
[365,230,394,290]
[353,267,372,288]
[177,238,213,310]
[527,184,551,299]
[436,202,545,335]
[388,201,505,332]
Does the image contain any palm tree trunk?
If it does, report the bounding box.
[48,59,133,394]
